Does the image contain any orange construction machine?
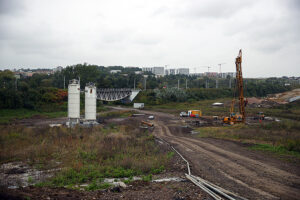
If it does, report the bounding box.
[188,110,202,118]
[223,50,246,124]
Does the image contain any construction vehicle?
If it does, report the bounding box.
[141,120,154,127]
[180,111,188,117]
[188,110,202,118]
[223,50,245,124]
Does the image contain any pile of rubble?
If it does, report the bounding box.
[247,89,300,108]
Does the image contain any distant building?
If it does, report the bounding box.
[204,72,218,77]
[219,72,236,78]
[165,69,169,75]
[110,70,121,74]
[142,67,153,73]
[25,72,34,77]
[142,67,165,76]
[170,69,176,75]
[176,68,189,75]
[152,67,164,76]
[53,66,63,73]
[190,73,204,77]
[165,68,176,75]
[14,74,20,79]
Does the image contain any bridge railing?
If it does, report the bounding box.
[97,88,139,101]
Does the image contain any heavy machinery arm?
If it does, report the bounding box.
[235,49,245,123]
[223,49,245,124]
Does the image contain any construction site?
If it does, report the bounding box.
[1,49,300,200]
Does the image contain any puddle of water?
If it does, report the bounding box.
[153,177,185,183]
[0,162,58,188]
[1,162,185,190]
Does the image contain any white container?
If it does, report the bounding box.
[68,79,80,119]
[133,103,144,109]
[85,84,97,120]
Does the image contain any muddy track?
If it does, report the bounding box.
[110,106,300,199]
[149,114,300,200]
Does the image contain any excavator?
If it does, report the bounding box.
[223,49,246,124]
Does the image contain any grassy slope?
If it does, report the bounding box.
[195,122,300,158]
[0,109,66,124]
[0,102,110,124]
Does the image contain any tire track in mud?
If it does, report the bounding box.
[177,136,300,190]
[153,120,300,200]
[169,136,298,199]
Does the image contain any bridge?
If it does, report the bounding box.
[96,88,141,102]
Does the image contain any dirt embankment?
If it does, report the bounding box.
[0,180,208,200]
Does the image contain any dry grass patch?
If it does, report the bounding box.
[0,121,170,189]
[196,121,300,157]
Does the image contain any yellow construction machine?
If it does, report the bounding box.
[223,50,246,125]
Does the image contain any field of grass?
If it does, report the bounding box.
[249,144,300,157]
[0,121,170,190]
[0,109,67,124]
[195,121,300,157]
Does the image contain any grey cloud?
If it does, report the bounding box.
[177,0,254,19]
[152,6,168,16]
[286,0,300,11]
[222,1,300,54]
[101,32,128,44]
[0,0,299,76]
[0,0,25,15]
[132,34,162,45]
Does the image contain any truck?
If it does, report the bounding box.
[188,110,202,118]
[133,103,144,109]
[180,111,188,117]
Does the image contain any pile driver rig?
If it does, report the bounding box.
[223,49,246,124]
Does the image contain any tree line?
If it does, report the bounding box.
[0,64,295,109]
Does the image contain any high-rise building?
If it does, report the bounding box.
[165,69,176,75]
[176,68,189,75]
[152,67,165,76]
[142,67,153,73]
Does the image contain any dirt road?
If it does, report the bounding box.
[112,107,300,200]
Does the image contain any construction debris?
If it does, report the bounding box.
[141,121,154,127]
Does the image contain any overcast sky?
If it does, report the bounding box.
[0,0,299,77]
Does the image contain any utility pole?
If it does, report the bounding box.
[206,79,209,89]
[165,65,168,75]
[185,79,188,89]
[193,67,197,73]
[229,78,231,88]
[216,79,218,89]
[64,76,65,89]
[134,78,136,90]
[218,63,226,74]
[207,66,211,72]
[178,79,180,89]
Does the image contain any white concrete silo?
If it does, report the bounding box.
[85,83,97,121]
[68,79,80,123]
